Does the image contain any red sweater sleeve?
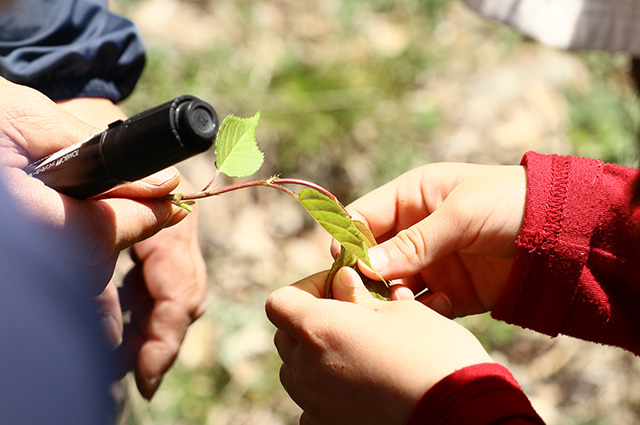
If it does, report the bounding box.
[407,363,544,425]
[492,152,640,354]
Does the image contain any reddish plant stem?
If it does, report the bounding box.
[201,169,221,192]
[173,177,347,213]
[270,178,346,210]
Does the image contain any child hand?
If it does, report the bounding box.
[344,163,526,317]
[266,266,493,425]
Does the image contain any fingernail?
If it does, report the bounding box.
[333,267,367,303]
[141,167,179,187]
[335,266,357,285]
[166,208,189,228]
[143,375,162,400]
[428,292,452,316]
[367,247,389,272]
[101,314,122,348]
[390,284,414,301]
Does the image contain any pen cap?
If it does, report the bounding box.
[102,95,218,181]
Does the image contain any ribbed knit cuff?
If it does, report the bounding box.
[492,152,603,336]
[407,363,543,425]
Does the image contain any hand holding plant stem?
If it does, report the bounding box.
[163,112,390,299]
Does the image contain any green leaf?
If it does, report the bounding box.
[297,189,391,300]
[324,220,390,300]
[297,188,371,268]
[325,246,357,298]
[214,112,264,177]
[353,220,377,248]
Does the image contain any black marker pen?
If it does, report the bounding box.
[24,95,218,199]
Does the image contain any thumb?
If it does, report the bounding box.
[331,267,381,308]
[363,208,463,281]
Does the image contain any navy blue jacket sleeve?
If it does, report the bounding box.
[0,0,146,102]
[0,177,116,425]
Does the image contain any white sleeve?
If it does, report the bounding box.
[463,0,640,55]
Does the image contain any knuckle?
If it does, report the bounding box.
[394,227,428,268]
[264,289,285,318]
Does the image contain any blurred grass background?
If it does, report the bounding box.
[111,0,640,424]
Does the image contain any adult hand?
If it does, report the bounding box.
[266,267,493,425]
[0,78,186,293]
[115,176,207,399]
[58,96,208,399]
[345,163,526,318]
[95,177,207,399]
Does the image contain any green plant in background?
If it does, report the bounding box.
[567,51,640,167]
[116,0,455,205]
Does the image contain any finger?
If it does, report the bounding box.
[344,164,457,242]
[330,239,341,259]
[124,253,196,398]
[94,281,124,348]
[345,180,403,239]
[124,255,199,400]
[67,253,120,296]
[135,300,190,399]
[128,196,207,399]
[103,167,181,199]
[265,271,329,337]
[417,291,454,317]
[116,263,153,379]
[118,255,153,314]
[3,168,183,265]
[389,284,414,301]
[115,324,145,381]
[279,364,310,413]
[89,198,185,264]
[360,205,464,281]
[343,164,478,281]
[273,329,298,365]
[131,227,208,321]
[290,270,330,298]
[331,267,381,308]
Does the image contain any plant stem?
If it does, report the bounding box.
[169,177,348,213]
[269,178,346,210]
[201,169,220,192]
